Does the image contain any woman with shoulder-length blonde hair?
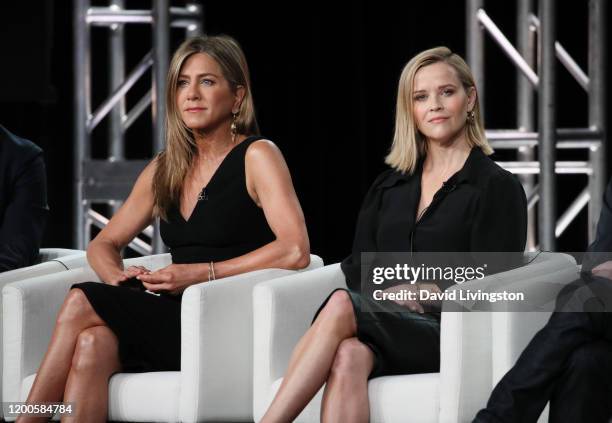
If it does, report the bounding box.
[18,35,310,422]
[386,46,492,175]
[260,46,527,422]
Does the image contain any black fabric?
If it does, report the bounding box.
[74,136,276,372]
[314,288,441,378]
[71,282,182,372]
[315,147,527,378]
[582,177,612,272]
[474,309,612,423]
[0,125,48,272]
[474,176,612,423]
[160,136,275,264]
[341,147,527,292]
[548,341,612,423]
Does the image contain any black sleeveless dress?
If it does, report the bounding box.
[73,136,275,372]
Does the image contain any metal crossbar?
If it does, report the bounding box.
[466,0,607,251]
[74,0,203,251]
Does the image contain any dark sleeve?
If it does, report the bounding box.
[341,170,393,291]
[470,171,527,274]
[0,154,49,272]
[582,176,612,271]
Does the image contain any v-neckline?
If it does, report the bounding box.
[178,138,247,223]
[414,147,474,224]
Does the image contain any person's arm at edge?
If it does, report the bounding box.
[585,176,612,277]
[86,159,157,284]
[0,154,48,271]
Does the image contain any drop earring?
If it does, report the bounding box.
[467,110,475,124]
[230,112,238,143]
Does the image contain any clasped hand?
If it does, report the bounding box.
[592,260,612,281]
[382,283,441,314]
[111,264,199,295]
[107,265,149,285]
[135,264,200,295]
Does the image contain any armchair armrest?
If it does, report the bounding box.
[0,251,87,286]
[179,254,323,422]
[252,263,345,421]
[488,253,579,383]
[438,252,579,423]
[37,248,84,263]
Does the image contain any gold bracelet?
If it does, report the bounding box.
[210,261,216,280]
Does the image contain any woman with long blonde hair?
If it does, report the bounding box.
[18,35,310,422]
[260,46,527,422]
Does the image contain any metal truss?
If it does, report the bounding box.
[74,0,203,253]
[467,0,607,251]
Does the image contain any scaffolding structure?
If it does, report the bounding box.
[467,0,607,251]
[74,0,203,252]
[73,1,607,254]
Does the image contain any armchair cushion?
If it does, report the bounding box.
[268,373,440,423]
[20,372,182,422]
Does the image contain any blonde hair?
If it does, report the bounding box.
[152,35,259,219]
[385,46,492,174]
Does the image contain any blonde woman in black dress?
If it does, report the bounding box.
[260,47,527,422]
[18,35,310,423]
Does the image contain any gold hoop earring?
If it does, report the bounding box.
[230,112,238,143]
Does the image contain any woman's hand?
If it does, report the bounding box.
[136,263,201,295]
[106,265,151,286]
[382,283,442,313]
[592,260,612,281]
[383,284,424,313]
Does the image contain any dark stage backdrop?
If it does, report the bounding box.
[0,1,610,263]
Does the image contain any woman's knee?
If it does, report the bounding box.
[330,338,374,378]
[317,291,356,330]
[71,326,119,372]
[56,289,96,326]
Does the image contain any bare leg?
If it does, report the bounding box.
[61,326,121,422]
[260,290,358,423]
[16,289,106,423]
[321,338,374,423]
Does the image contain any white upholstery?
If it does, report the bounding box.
[0,248,85,405]
[20,372,182,422]
[252,253,579,423]
[3,253,323,422]
[0,248,86,285]
[36,248,84,264]
[269,373,440,423]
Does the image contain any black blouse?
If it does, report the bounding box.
[341,147,528,291]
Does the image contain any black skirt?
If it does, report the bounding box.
[71,282,182,373]
[314,288,441,378]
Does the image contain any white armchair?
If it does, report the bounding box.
[3,253,323,422]
[0,248,86,405]
[252,253,579,423]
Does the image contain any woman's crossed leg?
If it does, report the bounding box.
[17,288,121,423]
[261,290,374,423]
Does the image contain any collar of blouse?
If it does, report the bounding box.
[379,146,487,191]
